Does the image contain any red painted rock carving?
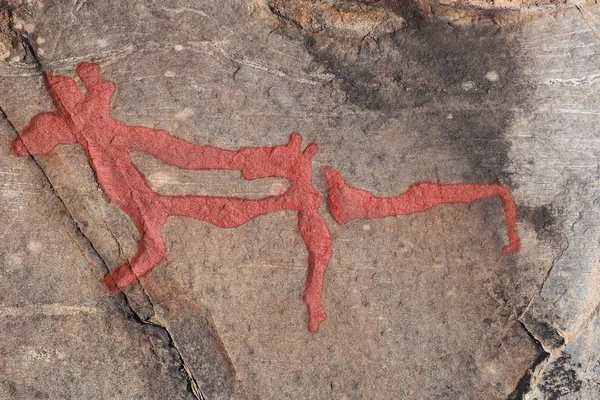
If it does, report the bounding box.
[324,169,521,255]
[11,63,522,333]
[12,63,332,332]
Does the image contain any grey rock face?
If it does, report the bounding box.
[1,0,599,399]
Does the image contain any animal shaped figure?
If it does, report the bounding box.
[12,63,332,332]
[12,63,520,333]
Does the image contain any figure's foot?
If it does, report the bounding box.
[280,132,319,162]
[304,285,327,333]
[240,132,318,180]
[306,303,327,333]
[103,273,120,294]
[502,237,521,255]
[11,138,29,156]
[103,262,137,294]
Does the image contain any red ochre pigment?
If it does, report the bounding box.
[325,169,520,255]
[12,63,520,333]
[12,63,331,332]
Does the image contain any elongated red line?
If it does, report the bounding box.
[325,169,520,255]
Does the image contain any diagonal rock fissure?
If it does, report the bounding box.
[127,288,205,400]
[1,19,216,396]
[1,103,206,400]
[5,22,246,396]
[521,229,573,320]
[506,321,553,399]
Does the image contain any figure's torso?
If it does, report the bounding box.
[82,121,159,218]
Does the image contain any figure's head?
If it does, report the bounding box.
[11,67,91,157]
[11,63,117,157]
[11,112,74,156]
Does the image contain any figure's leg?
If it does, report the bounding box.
[160,194,298,228]
[298,210,333,333]
[104,218,167,293]
[390,182,520,254]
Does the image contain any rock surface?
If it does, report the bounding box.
[1,0,599,399]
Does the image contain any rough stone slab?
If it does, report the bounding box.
[2,0,600,399]
[526,309,600,399]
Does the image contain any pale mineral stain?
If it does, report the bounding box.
[164,70,176,78]
[269,182,287,196]
[461,81,475,91]
[5,253,23,269]
[27,241,43,253]
[0,43,9,60]
[175,107,194,120]
[147,171,172,189]
[486,70,500,82]
[23,22,35,34]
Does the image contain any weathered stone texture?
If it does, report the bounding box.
[0,115,196,399]
[1,0,600,399]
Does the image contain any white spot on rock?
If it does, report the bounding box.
[269,183,287,196]
[363,224,371,231]
[486,70,500,82]
[164,70,176,78]
[96,39,108,48]
[5,253,24,270]
[461,81,475,91]
[24,22,35,33]
[147,172,172,190]
[0,42,10,60]
[174,44,183,52]
[175,107,194,120]
[27,241,43,253]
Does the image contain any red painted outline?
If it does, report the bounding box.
[12,63,332,332]
[325,169,520,255]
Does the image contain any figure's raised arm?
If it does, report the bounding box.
[76,63,116,117]
[45,75,85,116]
